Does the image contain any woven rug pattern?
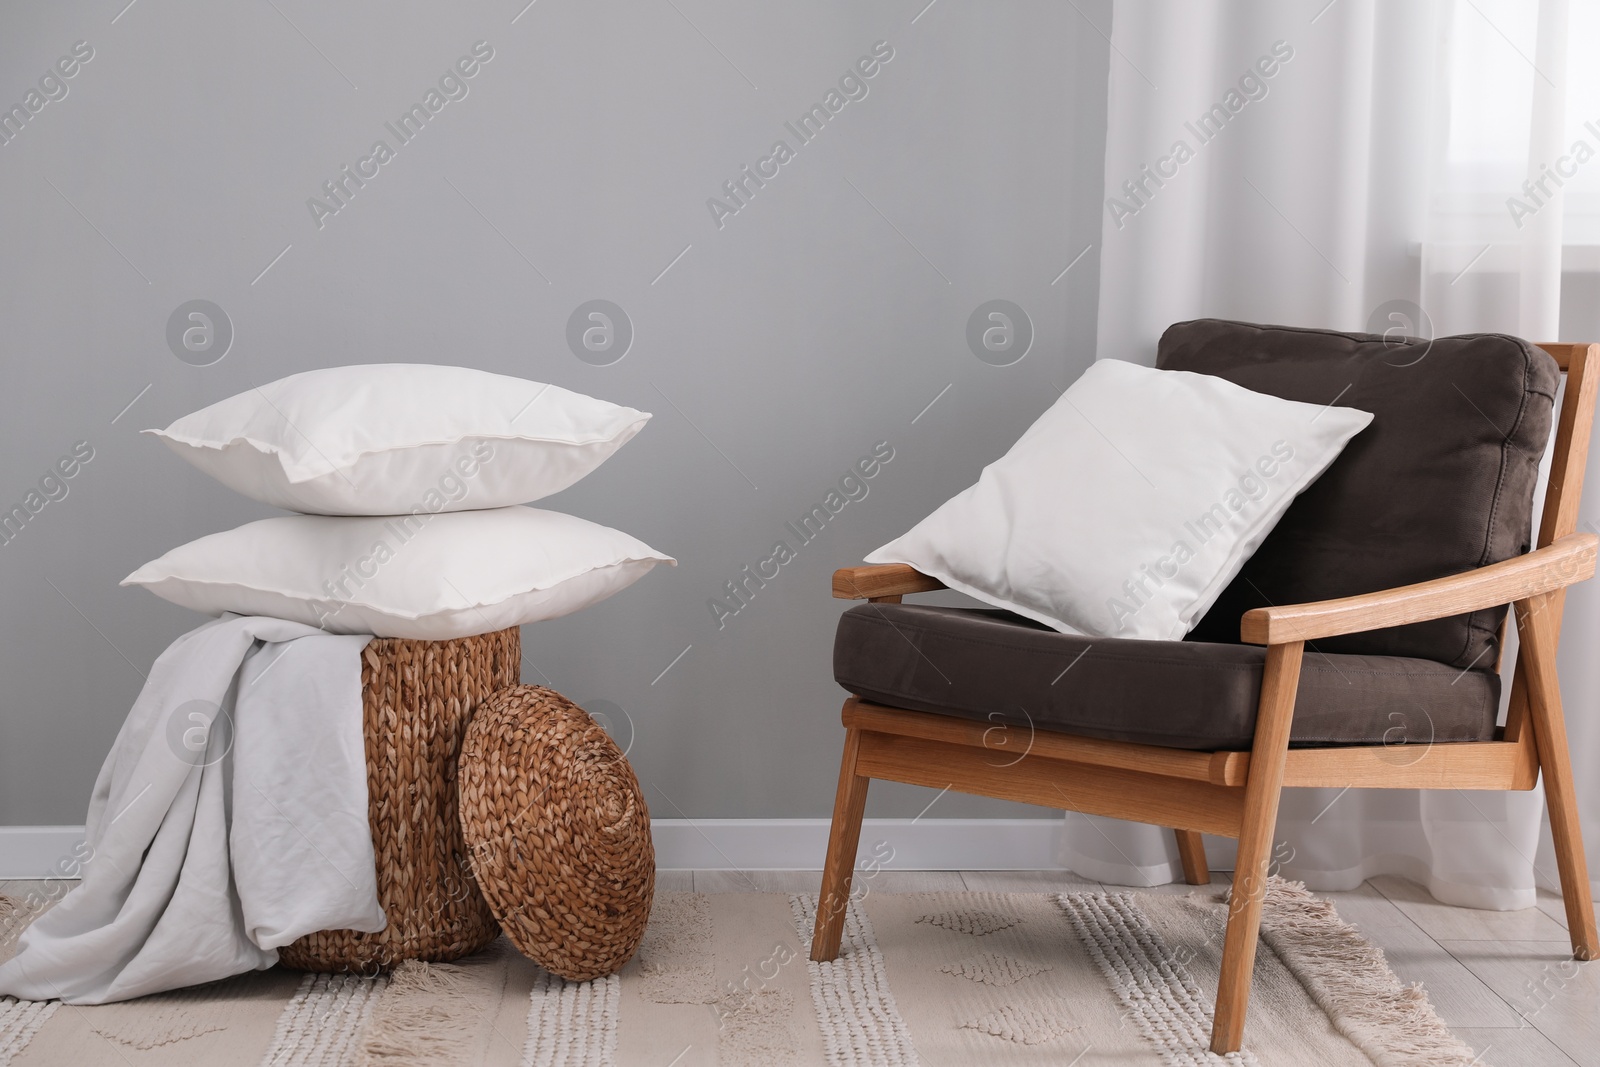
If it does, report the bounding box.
[0,883,1482,1066]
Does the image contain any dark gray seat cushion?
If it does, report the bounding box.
[1158,319,1558,669]
[834,603,1499,751]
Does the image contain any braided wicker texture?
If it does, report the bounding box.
[278,626,520,973]
[458,685,655,981]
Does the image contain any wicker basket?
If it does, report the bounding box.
[278,626,520,973]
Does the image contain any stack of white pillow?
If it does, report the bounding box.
[124,364,674,640]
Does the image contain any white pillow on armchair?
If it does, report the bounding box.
[865,358,1372,640]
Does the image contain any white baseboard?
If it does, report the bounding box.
[0,826,88,880]
[1,819,1225,878]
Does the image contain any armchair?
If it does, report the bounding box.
[808,331,1598,1054]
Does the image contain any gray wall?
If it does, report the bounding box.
[0,0,1110,825]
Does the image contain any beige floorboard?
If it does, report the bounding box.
[1452,1025,1580,1067]
[653,869,694,892]
[1371,874,1572,941]
[959,869,1102,892]
[691,869,802,894]
[1535,885,1600,932]
[693,868,965,894]
[1538,887,1571,929]
[837,869,968,892]
[1440,938,1600,1066]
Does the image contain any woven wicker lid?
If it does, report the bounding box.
[458,685,655,980]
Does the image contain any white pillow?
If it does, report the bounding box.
[865,359,1372,640]
[122,506,674,640]
[146,364,650,516]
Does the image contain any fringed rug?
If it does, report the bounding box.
[0,880,1482,1066]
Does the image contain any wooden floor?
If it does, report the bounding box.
[4,871,1596,1065]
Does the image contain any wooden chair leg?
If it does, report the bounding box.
[1175,829,1210,886]
[1212,641,1304,1054]
[1517,595,1600,959]
[811,725,870,962]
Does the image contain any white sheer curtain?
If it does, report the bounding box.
[1067,0,1600,909]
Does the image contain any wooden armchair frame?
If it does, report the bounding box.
[809,342,1600,1054]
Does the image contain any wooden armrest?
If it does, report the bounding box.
[832,564,947,600]
[1241,533,1598,645]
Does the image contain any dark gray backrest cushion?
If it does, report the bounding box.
[1157,319,1559,668]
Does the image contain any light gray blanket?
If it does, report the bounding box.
[0,615,384,1004]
